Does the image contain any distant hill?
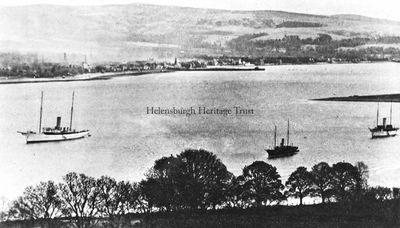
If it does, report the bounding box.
[0,4,400,62]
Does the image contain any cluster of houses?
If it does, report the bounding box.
[86,53,399,74]
[1,53,399,78]
[92,61,167,73]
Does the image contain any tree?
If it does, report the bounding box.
[138,178,163,212]
[144,156,183,211]
[315,33,333,44]
[96,177,137,216]
[331,162,359,202]
[96,176,117,218]
[239,161,284,207]
[365,186,393,202]
[285,167,313,205]
[177,149,232,210]
[310,162,333,204]
[96,177,139,227]
[223,175,248,209]
[59,172,101,228]
[115,181,141,214]
[8,181,61,220]
[354,161,369,192]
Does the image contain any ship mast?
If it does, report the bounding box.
[39,91,43,133]
[69,91,74,130]
[274,125,277,148]
[376,102,379,126]
[287,119,290,146]
[390,100,393,125]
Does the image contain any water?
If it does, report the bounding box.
[1,62,400,201]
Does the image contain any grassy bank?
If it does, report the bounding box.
[1,201,399,228]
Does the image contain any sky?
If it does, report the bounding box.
[1,0,400,21]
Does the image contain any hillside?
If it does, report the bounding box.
[0,4,400,62]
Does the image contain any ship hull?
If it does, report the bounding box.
[370,129,398,138]
[26,131,90,143]
[266,151,298,159]
[265,146,299,159]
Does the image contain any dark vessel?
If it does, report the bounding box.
[369,102,398,138]
[265,120,299,159]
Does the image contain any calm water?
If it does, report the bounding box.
[1,62,400,200]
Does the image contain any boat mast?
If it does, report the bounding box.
[69,91,74,129]
[287,119,290,146]
[390,100,393,125]
[376,102,379,126]
[274,125,277,148]
[39,91,43,133]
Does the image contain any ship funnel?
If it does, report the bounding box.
[56,116,61,129]
[383,118,387,128]
[281,138,285,147]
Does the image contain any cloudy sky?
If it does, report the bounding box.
[1,0,400,21]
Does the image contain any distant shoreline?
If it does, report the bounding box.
[0,61,397,85]
[313,93,400,102]
[0,67,266,85]
[0,70,173,85]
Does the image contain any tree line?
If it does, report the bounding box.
[227,33,400,58]
[3,149,399,226]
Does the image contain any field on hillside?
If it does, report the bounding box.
[1,4,400,61]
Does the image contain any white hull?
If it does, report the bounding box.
[371,129,397,138]
[26,131,90,143]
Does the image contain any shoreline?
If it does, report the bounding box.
[0,70,173,85]
[313,93,400,103]
[0,61,397,85]
[0,67,266,85]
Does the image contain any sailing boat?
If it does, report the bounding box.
[265,120,299,159]
[19,91,90,143]
[369,102,398,138]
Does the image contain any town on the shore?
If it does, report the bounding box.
[1,34,400,80]
[0,53,397,80]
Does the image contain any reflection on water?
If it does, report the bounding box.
[1,62,400,199]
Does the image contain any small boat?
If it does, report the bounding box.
[265,120,299,159]
[369,102,398,138]
[19,91,90,143]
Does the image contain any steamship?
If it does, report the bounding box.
[369,102,398,138]
[265,120,299,159]
[19,91,90,143]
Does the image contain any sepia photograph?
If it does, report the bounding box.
[0,0,399,227]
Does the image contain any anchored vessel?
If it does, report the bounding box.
[265,120,299,159]
[369,102,398,138]
[19,91,90,143]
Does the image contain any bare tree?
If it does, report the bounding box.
[59,172,101,228]
[96,177,139,227]
[8,181,61,220]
